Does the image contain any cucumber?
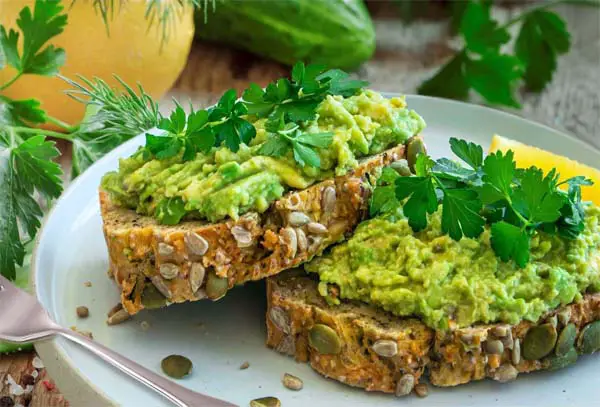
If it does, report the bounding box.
[195,0,375,69]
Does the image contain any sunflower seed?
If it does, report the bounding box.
[190,263,206,294]
[282,373,303,391]
[185,232,209,256]
[492,364,518,383]
[321,186,336,213]
[288,212,310,226]
[395,373,415,397]
[296,228,308,253]
[269,306,291,334]
[282,227,298,258]
[414,383,428,398]
[239,361,250,370]
[372,339,398,358]
[231,226,253,248]
[159,263,180,280]
[307,222,328,235]
[275,335,296,356]
[157,243,175,259]
[107,303,123,318]
[558,308,572,326]
[107,309,130,326]
[308,236,323,253]
[328,220,348,237]
[512,338,521,365]
[151,275,172,299]
[491,326,510,338]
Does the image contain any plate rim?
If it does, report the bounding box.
[30,94,600,406]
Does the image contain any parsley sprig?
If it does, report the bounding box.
[418,0,585,107]
[372,138,593,267]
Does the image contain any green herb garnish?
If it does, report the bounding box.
[372,138,593,267]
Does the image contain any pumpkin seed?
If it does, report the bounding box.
[579,321,600,354]
[556,323,577,356]
[151,275,172,299]
[282,373,303,391]
[321,186,336,213]
[395,373,415,397]
[161,355,192,379]
[512,338,521,365]
[288,211,310,226]
[523,323,557,360]
[185,232,209,256]
[372,339,398,358]
[282,227,298,258]
[558,308,572,326]
[406,136,426,172]
[307,222,328,235]
[492,364,518,383]
[414,382,428,398]
[205,271,228,300]
[269,306,291,334]
[296,228,308,253]
[390,159,412,176]
[309,324,342,355]
[106,309,130,326]
[141,283,167,309]
[250,397,281,407]
[231,226,253,248]
[485,339,504,355]
[547,348,578,371]
[159,263,180,280]
[189,263,206,294]
[157,243,175,259]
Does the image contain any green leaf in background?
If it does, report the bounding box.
[460,1,510,54]
[465,53,524,108]
[515,10,571,92]
[417,52,470,100]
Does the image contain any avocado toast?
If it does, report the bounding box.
[99,64,426,314]
[266,138,600,395]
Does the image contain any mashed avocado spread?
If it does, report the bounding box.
[101,90,425,222]
[305,205,600,330]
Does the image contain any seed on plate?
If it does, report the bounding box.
[161,355,192,379]
[275,335,296,356]
[390,159,412,176]
[556,323,577,356]
[231,226,253,248]
[296,228,308,253]
[558,308,572,326]
[205,271,228,300]
[414,382,429,398]
[190,263,206,294]
[372,339,398,358]
[307,222,328,235]
[578,321,600,354]
[485,339,504,355]
[106,309,131,326]
[76,306,89,319]
[141,283,167,309]
[140,321,151,331]
[185,232,209,256]
[512,339,521,365]
[281,227,298,258]
[288,211,310,226]
[282,373,303,391]
[523,323,557,360]
[83,281,92,287]
[249,397,281,407]
[107,303,123,318]
[547,348,578,371]
[269,306,291,334]
[239,361,250,370]
[492,364,518,383]
[309,324,341,355]
[159,263,180,280]
[157,242,175,259]
[151,275,172,299]
[395,373,415,397]
[79,330,93,340]
[321,186,336,213]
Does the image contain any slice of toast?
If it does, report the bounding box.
[266,270,600,396]
[101,145,406,314]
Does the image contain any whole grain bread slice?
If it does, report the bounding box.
[101,144,406,314]
[266,270,600,397]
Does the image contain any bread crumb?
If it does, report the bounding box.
[239,361,250,370]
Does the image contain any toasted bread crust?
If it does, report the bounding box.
[101,145,406,314]
[266,271,600,395]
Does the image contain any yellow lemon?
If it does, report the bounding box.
[489,134,600,204]
[0,0,194,130]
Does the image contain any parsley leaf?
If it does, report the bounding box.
[370,167,400,217]
[491,221,531,268]
[0,97,46,126]
[512,167,565,224]
[442,188,485,240]
[465,54,524,108]
[449,137,483,170]
[258,126,333,169]
[316,69,369,97]
[211,89,255,152]
[395,176,438,231]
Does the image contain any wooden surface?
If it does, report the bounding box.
[1,3,598,407]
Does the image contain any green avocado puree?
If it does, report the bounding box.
[101,90,425,222]
[305,205,600,330]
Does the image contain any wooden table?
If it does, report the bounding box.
[1,4,598,406]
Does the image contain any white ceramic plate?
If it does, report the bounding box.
[33,96,600,407]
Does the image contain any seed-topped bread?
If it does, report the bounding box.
[266,270,600,396]
[101,145,407,314]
